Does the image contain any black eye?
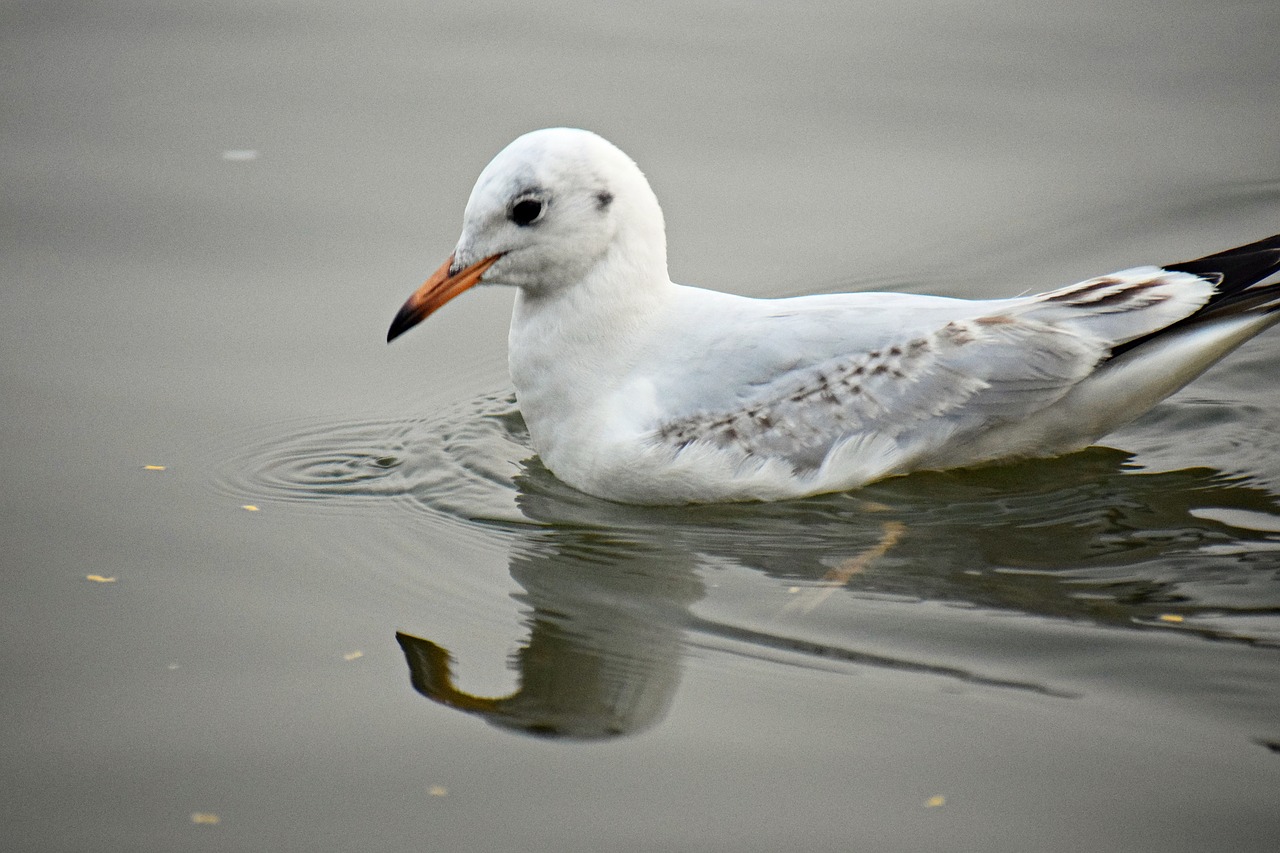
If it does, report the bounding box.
[510,197,544,226]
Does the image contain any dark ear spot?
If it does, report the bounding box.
[595,190,614,210]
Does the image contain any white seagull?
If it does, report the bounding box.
[389,128,1280,505]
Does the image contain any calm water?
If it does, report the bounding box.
[3,2,1279,851]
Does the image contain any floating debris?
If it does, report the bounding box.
[86,575,117,583]
[428,785,448,797]
[143,465,166,471]
[343,651,364,661]
[782,520,906,615]
[221,149,258,162]
[925,795,946,808]
[190,812,220,825]
[240,505,259,512]
[1158,614,1185,624]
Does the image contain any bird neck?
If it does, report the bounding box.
[507,245,674,447]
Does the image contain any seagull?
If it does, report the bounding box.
[388,128,1280,505]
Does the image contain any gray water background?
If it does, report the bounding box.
[3,2,1279,851]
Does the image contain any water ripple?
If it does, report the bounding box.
[210,388,1280,644]
[210,391,530,526]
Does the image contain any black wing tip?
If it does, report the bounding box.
[1109,231,1280,359]
[1165,232,1280,284]
[1162,232,1280,312]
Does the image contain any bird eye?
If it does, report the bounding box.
[509,196,545,227]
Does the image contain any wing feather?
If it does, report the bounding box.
[656,313,1105,471]
[653,265,1233,479]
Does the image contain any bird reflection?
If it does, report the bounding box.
[398,445,1280,740]
[399,534,700,740]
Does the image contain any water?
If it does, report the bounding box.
[3,2,1278,851]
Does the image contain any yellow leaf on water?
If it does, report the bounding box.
[343,651,364,661]
[190,812,220,825]
[428,785,448,797]
[86,575,117,583]
[143,465,166,471]
[925,795,946,808]
[1158,614,1184,623]
[240,505,259,512]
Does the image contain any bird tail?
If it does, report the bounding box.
[1110,232,1280,358]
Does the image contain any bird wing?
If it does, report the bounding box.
[654,266,1217,472]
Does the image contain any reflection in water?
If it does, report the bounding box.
[396,517,1085,741]
[507,443,1280,634]
[398,536,700,740]
[219,393,1280,739]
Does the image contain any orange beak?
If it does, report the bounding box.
[387,252,503,343]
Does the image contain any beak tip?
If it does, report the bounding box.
[386,251,499,345]
[386,307,417,344]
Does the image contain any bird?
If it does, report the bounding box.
[388,128,1280,505]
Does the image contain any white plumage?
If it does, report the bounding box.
[389,128,1280,504]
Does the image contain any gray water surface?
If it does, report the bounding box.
[3,2,1279,851]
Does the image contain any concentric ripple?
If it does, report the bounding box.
[210,391,533,526]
